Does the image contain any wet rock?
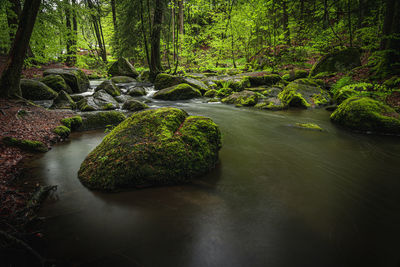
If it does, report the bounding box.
[93,90,119,110]
[153,83,201,100]
[221,90,258,107]
[108,58,139,78]
[95,80,121,97]
[77,111,126,131]
[51,90,76,109]
[20,79,58,100]
[122,100,149,111]
[128,87,146,97]
[111,76,136,84]
[43,68,90,93]
[41,74,72,94]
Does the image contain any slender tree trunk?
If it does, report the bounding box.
[0,0,41,98]
[87,0,107,62]
[72,0,78,65]
[347,0,353,46]
[323,0,329,29]
[6,0,21,43]
[65,0,73,65]
[111,0,117,32]
[150,0,163,79]
[139,0,150,67]
[380,0,396,50]
[172,1,176,62]
[282,0,290,46]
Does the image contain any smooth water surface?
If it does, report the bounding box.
[30,100,400,267]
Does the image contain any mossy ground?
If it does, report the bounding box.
[2,136,48,153]
[53,125,71,138]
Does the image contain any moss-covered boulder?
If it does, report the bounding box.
[310,48,361,77]
[294,123,323,131]
[248,74,281,87]
[78,108,222,191]
[221,90,258,107]
[255,97,285,110]
[111,76,136,84]
[43,68,90,93]
[61,115,83,130]
[215,87,233,98]
[94,80,121,97]
[41,74,72,94]
[53,125,71,138]
[2,137,48,153]
[204,89,217,98]
[122,100,149,111]
[77,97,99,111]
[93,90,119,110]
[330,97,400,134]
[182,77,209,94]
[128,87,146,96]
[262,87,282,97]
[77,111,126,131]
[154,73,184,90]
[108,58,139,78]
[70,94,85,102]
[332,83,374,104]
[51,90,76,109]
[153,83,201,100]
[20,79,58,100]
[278,79,330,108]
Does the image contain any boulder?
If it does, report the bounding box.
[114,95,135,103]
[182,77,209,94]
[128,87,146,96]
[154,73,184,90]
[95,80,121,97]
[122,100,149,111]
[153,83,201,100]
[331,97,400,134]
[93,90,119,110]
[221,90,258,107]
[310,48,361,77]
[332,83,374,104]
[255,97,285,110]
[78,107,222,191]
[77,97,99,111]
[108,58,139,78]
[77,111,126,131]
[278,79,330,108]
[204,89,217,98]
[51,90,76,109]
[111,76,136,84]
[248,74,281,87]
[20,79,58,100]
[40,74,72,94]
[43,68,90,93]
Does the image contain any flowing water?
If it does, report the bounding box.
[28,97,400,267]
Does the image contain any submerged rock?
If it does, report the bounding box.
[221,90,258,106]
[108,58,139,78]
[294,123,323,131]
[77,111,126,131]
[153,83,201,100]
[41,74,72,94]
[330,96,400,134]
[122,100,149,111]
[78,108,222,191]
[43,68,90,93]
[20,79,58,100]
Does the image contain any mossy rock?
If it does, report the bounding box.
[77,97,99,111]
[255,97,286,110]
[78,111,127,131]
[122,100,149,111]
[214,77,251,92]
[43,68,90,93]
[383,76,400,89]
[182,77,209,94]
[70,94,85,102]
[248,74,281,87]
[154,73,184,90]
[221,90,258,107]
[93,90,119,110]
[108,58,139,78]
[261,87,282,97]
[53,125,71,138]
[51,90,76,109]
[128,87,146,96]
[95,80,121,97]
[279,79,330,109]
[153,83,201,100]
[61,115,83,130]
[294,123,323,131]
[310,48,361,77]
[216,87,233,98]
[333,88,359,105]
[204,89,217,98]
[41,74,72,94]
[138,70,150,82]
[2,136,48,153]
[111,76,136,84]
[330,96,400,134]
[20,79,58,100]
[78,108,222,191]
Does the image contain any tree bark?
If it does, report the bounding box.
[65,0,73,65]
[380,0,396,50]
[72,0,78,65]
[0,0,41,98]
[150,0,163,79]
[282,0,290,46]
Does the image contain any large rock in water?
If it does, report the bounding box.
[40,74,72,94]
[93,90,119,110]
[221,90,258,106]
[20,79,58,100]
[43,68,90,93]
[310,48,361,77]
[78,108,222,191]
[94,80,121,97]
[51,90,76,109]
[153,83,201,100]
[108,58,139,78]
[330,96,400,134]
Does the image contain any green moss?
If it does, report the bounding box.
[153,83,201,100]
[61,116,83,130]
[122,100,149,111]
[79,111,127,131]
[41,74,72,94]
[95,80,121,97]
[77,98,96,111]
[51,90,76,109]
[282,74,290,81]
[333,88,359,104]
[20,79,58,100]
[77,108,222,191]
[204,89,217,97]
[295,123,323,131]
[53,125,71,138]
[2,137,48,153]
[102,103,116,110]
[108,58,139,78]
[331,96,400,134]
[216,87,233,98]
[383,76,400,89]
[43,68,90,93]
[154,73,184,90]
[221,90,258,106]
[111,76,136,83]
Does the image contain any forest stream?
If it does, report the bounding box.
[24,86,400,267]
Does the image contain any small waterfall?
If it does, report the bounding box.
[145,86,157,98]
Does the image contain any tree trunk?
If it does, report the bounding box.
[87,0,107,62]
[71,0,78,65]
[282,0,290,46]
[6,0,21,43]
[347,0,353,47]
[111,0,117,32]
[150,0,163,79]
[380,0,396,50]
[139,0,150,67]
[65,0,73,65]
[178,0,184,35]
[0,0,41,98]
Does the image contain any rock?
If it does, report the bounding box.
[122,100,149,111]
[283,70,309,82]
[332,83,374,104]
[77,111,127,131]
[114,95,135,103]
[182,77,209,94]
[330,96,400,134]
[61,116,83,130]
[78,107,222,191]
[310,48,361,77]
[216,87,233,98]
[248,74,281,87]
[2,136,48,153]
[95,80,121,97]
[204,89,217,98]
[153,83,201,100]
[40,74,72,94]
[20,79,58,100]
[255,97,285,110]
[261,87,282,97]
[93,90,120,110]
[294,123,323,131]
[77,97,99,111]
[154,73,184,90]
[111,76,136,84]
[128,87,146,96]
[221,90,258,107]
[203,75,250,92]
[279,79,330,108]
[53,125,71,138]
[51,90,76,109]
[138,70,150,82]
[70,94,85,102]
[108,58,139,78]
[43,68,90,93]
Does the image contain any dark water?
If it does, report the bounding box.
[29,100,400,267]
